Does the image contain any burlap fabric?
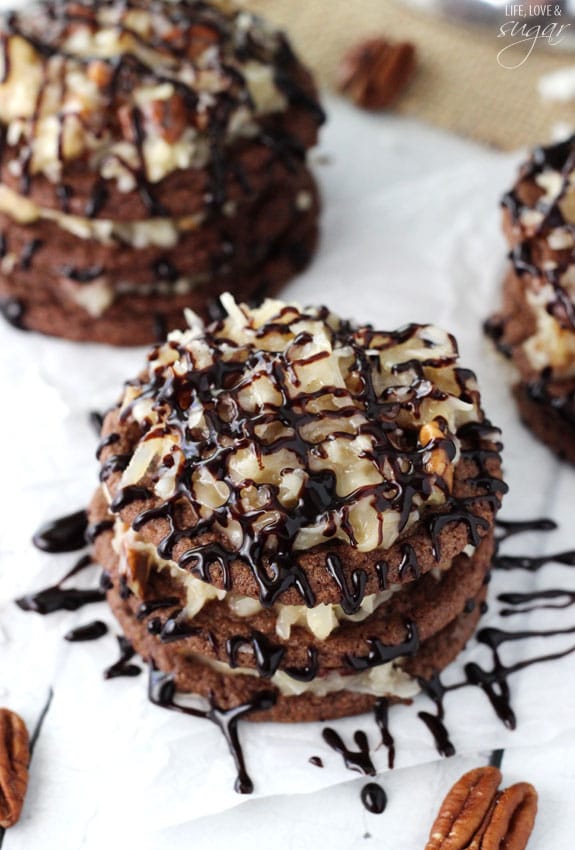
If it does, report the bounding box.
[246,0,575,150]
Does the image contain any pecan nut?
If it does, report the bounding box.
[425,768,538,850]
[0,709,30,829]
[480,783,538,850]
[336,38,416,110]
[425,766,502,850]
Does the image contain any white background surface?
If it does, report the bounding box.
[1,96,575,848]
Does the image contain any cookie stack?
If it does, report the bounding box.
[488,136,575,462]
[91,295,505,722]
[0,0,323,345]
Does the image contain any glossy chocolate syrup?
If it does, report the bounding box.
[64,620,108,642]
[104,636,142,679]
[373,698,395,770]
[415,516,575,750]
[16,554,105,614]
[346,621,419,673]
[417,675,455,758]
[148,663,276,794]
[32,509,88,553]
[308,755,323,767]
[0,296,25,329]
[321,728,376,776]
[360,783,387,815]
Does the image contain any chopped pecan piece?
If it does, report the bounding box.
[336,37,416,110]
[0,709,30,829]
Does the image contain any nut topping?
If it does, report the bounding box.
[425,767,538,850]
[0,708,30,829]
[336,38,416,110]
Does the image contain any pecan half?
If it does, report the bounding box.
[425,767,502,850]
[425,768,538,850]
[336,38,416,110]
[0,709,30,829]
[480,783,538,850]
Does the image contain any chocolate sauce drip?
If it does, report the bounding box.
[465,624,575,729]
[16,554,105,614]
[398,544,420,581]
[360,782,387,815]
[99,453,131,482]
[89,410,104,434]
[64,619,108,642]
[136,596,180,620]
[84,180,108,218]
[405,516,575,750]
[489,749,504,769]
[60,265,104,283]
[20,238,42,270]
[493,549,575,571]
[284,647,319,682]
[32,508,88,552]
[100,570,113,590]
[417,674,455,758]
[0,297,25,329]
[148,663,276,793]
[308,755,323,767]
[499,588,575,616]
[375,561,388,590]
[110,486,153,512]
[321,728,376,776]
[158,612,202,643]
[346,621,419,672]
[104,636,142,679]
[226,631,285,679]
[85,518,114,543]
[95,431,120,459]
[325,554,367,615]
[495,517,557,542]
[119,574,133,600]
[373,698,395,770]
[483,316,512,359]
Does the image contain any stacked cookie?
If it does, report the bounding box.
[488,136,575,462]
[91,295,505,722]
[0,0,323,345]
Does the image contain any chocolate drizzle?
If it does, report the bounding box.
[226,631,285,679]
[16,554,105,614]
[414,515,575,751]
[0,297,25,329]
[360,782,387,815]
[148,663,276,794]
[104,636,142,679]
[321,727,376,776]
[417,674,455,757]
[346,621,419,672]
[64,619,108,642]
[325,554,367,615]
[32,509,88,553]
[116,306,503,621]
[373,697,395,769]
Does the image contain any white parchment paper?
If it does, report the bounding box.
[1,97,575,849]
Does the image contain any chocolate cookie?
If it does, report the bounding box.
[487,136,575,461]
[90,295,505,722]
[0,0,324,344]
